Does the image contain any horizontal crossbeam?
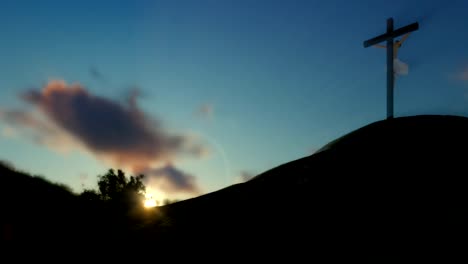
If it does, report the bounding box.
[363,22,419,48]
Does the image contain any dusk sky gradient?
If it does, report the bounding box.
[1,0,467,200]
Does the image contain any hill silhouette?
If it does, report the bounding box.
[0,162,79,241]
[2,115,467,260]
[147,115,468,260]
[0,163,145,244]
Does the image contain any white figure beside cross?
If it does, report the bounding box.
[374,33,412,76]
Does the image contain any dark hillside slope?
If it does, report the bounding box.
[0,163,79,241]
[153,115,468,259]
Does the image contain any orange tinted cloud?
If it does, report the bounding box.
[2,80,208,194]
[20,80,208,169]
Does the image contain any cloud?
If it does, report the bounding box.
[138,164,201,194]
[17,80,208,169]
[458,67,468,81]
[1,80,209,195]
[89,67,106,82]
[0,109,73,150]
[451,65,468,82]
[0,110,56,136]
[195,103,214,120]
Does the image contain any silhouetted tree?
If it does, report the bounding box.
[97,169,145,201]
[78,169,147,210]
[73,169,148,240]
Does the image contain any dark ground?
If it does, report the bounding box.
[2,115,467,261]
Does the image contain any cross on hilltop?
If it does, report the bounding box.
[364,18,419,119]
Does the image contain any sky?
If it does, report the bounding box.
[0,0,467,201]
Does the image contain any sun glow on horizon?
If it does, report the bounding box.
[143,190,165,208]
[144,198,157,208]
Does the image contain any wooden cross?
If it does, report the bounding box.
[363,18,419,119]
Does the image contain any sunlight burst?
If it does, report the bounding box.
[144,198,157,208]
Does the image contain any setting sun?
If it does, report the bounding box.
[144,191,164,208]
[144,197,157,208]
[144,197,156,208]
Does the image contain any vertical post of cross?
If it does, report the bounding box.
[386,18,394,119]
[363,18,418,120]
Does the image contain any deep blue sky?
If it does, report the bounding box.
[0,0,467,200]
